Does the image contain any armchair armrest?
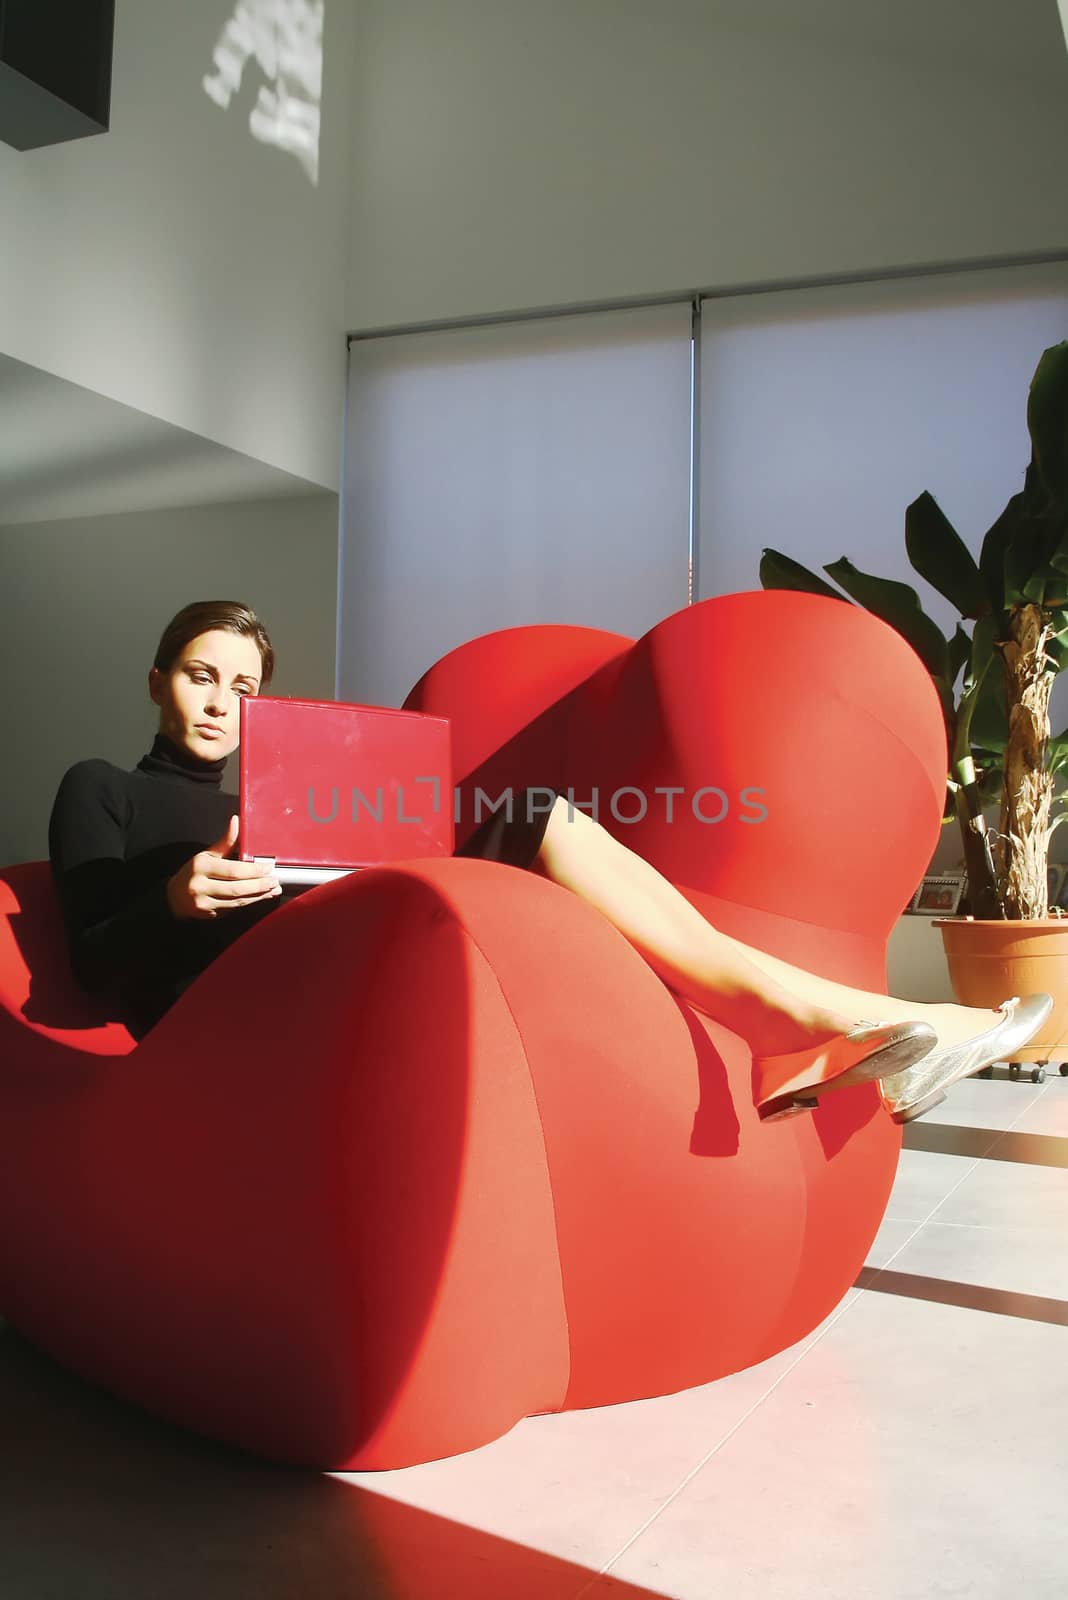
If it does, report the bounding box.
[1,852,900,1469]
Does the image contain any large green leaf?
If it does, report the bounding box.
[1049,727,1068,777]
[823,557,949,681]
[1002,507,1052,607]
[982,427,1068,610]
[1050,633,1068,672]
[759,548,848,600]
[962,613,997,697]
[1038,607,1068,670]
[979,458,1051,610]
[969,638,1008,755]
[1028,341,1068,507]
[947,623,973,690]
[1042,517,1068,597]
[905,492,989,619]
[959,614,1004,758]
[1025,511,1068,605]
[978,480,1026,615]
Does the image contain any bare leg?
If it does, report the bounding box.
[532,799,1002,1055]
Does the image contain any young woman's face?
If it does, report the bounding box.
[148,629,264,761]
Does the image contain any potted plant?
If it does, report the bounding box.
[759,339,1068,1070]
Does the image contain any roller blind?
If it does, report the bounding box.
[339,302,692,707]
[695,261,1068,624]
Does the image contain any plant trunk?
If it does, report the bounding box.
[995,603,1056,920]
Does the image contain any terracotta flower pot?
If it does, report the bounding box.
[933,916,1068,1069]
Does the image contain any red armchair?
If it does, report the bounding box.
[0,591,946,1470]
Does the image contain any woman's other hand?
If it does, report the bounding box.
[165,815,283,920]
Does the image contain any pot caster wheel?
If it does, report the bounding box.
[1060,1062,1068,1077]
[1031,1066,1047,1084]
[1008,1063,1021,1080]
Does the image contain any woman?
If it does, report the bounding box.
[48,600,1051,1122]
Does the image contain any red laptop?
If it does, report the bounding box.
[237,695,454,886]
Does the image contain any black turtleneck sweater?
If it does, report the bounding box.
[49,733,557,1041]
[48,732,286,1040]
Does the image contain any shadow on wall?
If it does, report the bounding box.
[202,0,324,184]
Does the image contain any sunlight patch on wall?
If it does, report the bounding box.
[202,0,324,185]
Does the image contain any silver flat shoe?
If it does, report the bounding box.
[879,993,1054,1124]
[755,1018,938,1122]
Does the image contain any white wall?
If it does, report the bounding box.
[1,494,339,865]
[346,0,1068,332]
[0,0,354,490]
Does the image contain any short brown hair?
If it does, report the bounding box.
[152,601,275,689]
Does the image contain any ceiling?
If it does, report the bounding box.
[0,354,328,527]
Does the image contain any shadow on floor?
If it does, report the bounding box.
[903,1121,1068,1168]
[0,1324,673,1600]
[853,1268,1068,1327]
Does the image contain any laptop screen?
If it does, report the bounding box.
[238,695,454,871]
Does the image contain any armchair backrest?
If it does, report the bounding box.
[406,590,947,941]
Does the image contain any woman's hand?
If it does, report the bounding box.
[165,815,283,920]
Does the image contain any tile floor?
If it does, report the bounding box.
[3,1071,1066,1599]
